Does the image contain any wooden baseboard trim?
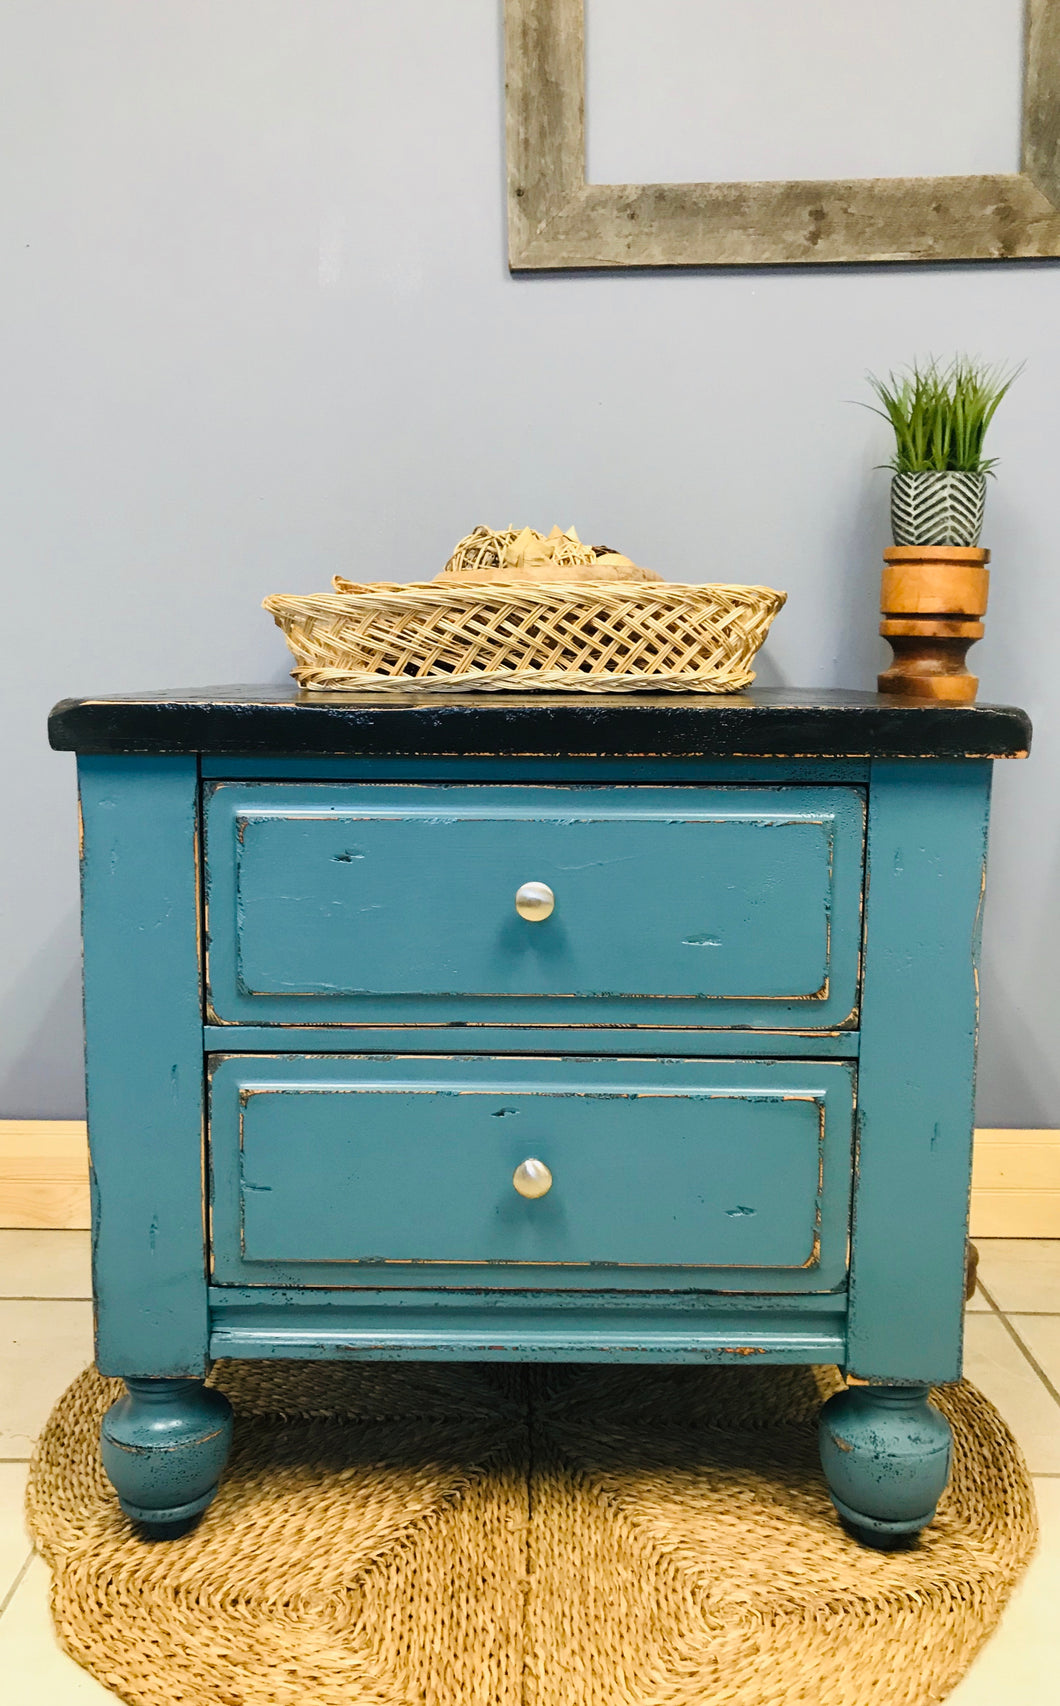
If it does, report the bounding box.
[969,1129,1060,1237]
[0,1121,92,1229]
[2,1121,1059,1236]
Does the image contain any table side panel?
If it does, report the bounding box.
[847,759,992,1384]
[79,756,209,1377]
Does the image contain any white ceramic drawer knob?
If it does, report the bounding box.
[515,881,555,921]
[512,1158,553,1199]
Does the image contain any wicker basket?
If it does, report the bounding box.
[264,574,785,694]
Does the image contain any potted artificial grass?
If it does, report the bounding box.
[867,357,1020,702]
[868,357,1019,546]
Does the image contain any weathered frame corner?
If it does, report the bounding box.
[505,0,1060,269]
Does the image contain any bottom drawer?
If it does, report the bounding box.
[208,1055,855,1290]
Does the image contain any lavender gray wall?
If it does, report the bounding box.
[1,1,1056,1122]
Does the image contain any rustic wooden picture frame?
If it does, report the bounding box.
[505,0,1060,267]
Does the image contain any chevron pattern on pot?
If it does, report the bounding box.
[891,472,987,547]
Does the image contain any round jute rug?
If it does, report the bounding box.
[28,1361,1035,1706]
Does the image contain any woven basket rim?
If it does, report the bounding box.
[264,582,787,613]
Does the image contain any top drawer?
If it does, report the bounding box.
[203,783,865,1029]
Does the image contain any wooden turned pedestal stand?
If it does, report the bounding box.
[878,547,990,703]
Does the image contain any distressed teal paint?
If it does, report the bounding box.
[203,1024,862,1058]
[209,1055,854,1289]
[204,783,865,1029]
[207,1286,846,1313]
[200,755,872,784]
[65,705,1021,1541]
[818,1384,953,1540]
[847,760,992,1384]
[79,757,209,1378]
[100,1378,233,1531]
[207,1298,848,1364]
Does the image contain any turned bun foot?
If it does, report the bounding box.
[101,1377,234,1537]
[819,1383,952,1546]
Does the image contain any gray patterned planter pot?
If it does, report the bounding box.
[890,471,987,547]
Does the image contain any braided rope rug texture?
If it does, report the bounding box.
[27,1361,1035,1706]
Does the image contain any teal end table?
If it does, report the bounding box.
[48,687,1031,1542]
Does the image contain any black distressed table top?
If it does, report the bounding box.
[47,686,1032,759]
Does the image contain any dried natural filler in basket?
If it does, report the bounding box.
[263,523,785,693]
[438,525,660,583]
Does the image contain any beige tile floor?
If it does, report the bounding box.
[0,1232,1057,1700]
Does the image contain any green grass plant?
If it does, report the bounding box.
[866,357,1021,474]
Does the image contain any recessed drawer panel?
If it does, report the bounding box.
[204,784,864,1029]
[208,1055,855,1291]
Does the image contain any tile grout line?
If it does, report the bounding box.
[0,1296,93,1303]
[968,1309,1060,1318]
[978,1280,1060,1410]
[0,1550,34,1621]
